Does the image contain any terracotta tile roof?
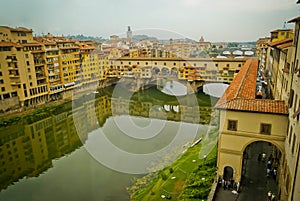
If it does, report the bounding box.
[0,41,15,47]
[269,38,293,47]
[22,43,42,47]
[277,42,293,49]
[215,59,288,115]
[10,27,32,32]
[0,41,22,47]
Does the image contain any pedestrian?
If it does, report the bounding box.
[230,178,234,189]
[258,153,262,162]
[262,153,266,162]
[273,169,277,180]
[237,182,240,192]
[271,193,275,201]
[267,191,272,201]
[225,180,229,190]
[222,179,225,190]
[267,168,271,177]
[267,160,272,169]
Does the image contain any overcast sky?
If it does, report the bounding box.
[0,0,299,42]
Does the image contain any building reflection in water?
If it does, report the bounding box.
[0,91,213,191]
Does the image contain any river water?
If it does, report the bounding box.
[0,84,216,201]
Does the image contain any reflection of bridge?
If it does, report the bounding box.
[110,97,209,124]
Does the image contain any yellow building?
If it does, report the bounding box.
[270,28,294,42]
[284,16,300,201]
[215,58,288,182]
[0,27,110,110]
[267,38,293,99]
[0,26,48,109]
[256,37,270,69]
[108,57,246,83]
[215,16,300,201]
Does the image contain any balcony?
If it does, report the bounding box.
[45,47,59,52]
[9,73,20,77]
[36,75,47,80]
[7,66,18,70]
[34,60,45,66]
[10,78,21,85]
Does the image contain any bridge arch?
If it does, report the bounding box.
[151,67,160,76]
[161,67,170,76]
[170,67,178,77]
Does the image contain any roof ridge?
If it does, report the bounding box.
[235,59,252,99]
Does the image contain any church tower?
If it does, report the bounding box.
[126,26,132,43]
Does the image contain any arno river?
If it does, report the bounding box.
[0,83,217,201]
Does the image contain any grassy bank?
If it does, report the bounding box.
[129,128,218,201]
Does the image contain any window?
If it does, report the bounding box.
[260,123,271,135]
[289,89,294,108]
[238,64,242,67]
[292,134,296,154]
[26,61,30,66]
[1,87,5,92]
[215,64,218,67]
[25,54,29,58]
[226,64,230,67]
[0,72,2,76]
[227,120,237,131]
[294,94,298,113]
[0,79,3,84]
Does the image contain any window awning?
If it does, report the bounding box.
[64,82,75,87]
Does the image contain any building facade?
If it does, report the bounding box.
[215,16,300,201]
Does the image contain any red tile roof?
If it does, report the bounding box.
[215,59,288,115]
[0,41,22,48]
[269,38,293,47]
[277,42,293,49]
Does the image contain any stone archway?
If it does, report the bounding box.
[223,166,234,181]
[239,140,282,200]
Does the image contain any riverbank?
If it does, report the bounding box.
[128,128,218,201]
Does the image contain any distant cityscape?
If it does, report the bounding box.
[0,25,256,112]
[1,10,300,200]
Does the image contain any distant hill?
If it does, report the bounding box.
[132,35,158,41]
[65,34,107,42]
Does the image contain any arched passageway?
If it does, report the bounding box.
[239,141,281,201]
[223,166,234,181]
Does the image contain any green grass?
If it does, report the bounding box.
[130,128,218,201]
